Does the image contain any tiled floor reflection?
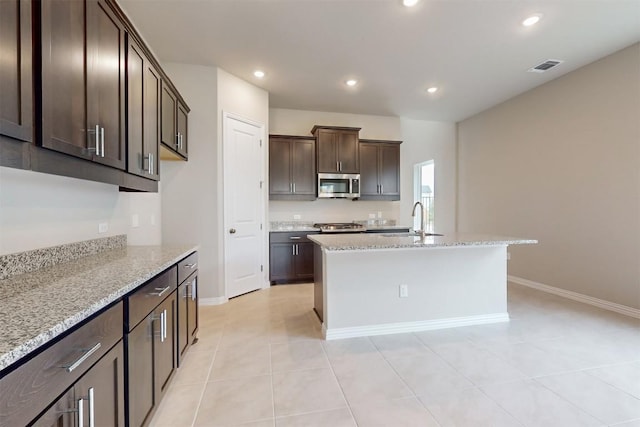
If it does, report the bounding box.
[150,283,640,426]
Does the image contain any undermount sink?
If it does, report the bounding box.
[379,232,444,237]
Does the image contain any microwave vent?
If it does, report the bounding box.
[528,59,564,73]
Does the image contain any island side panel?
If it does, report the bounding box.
[313,243,324,322]
[323,245,508,338]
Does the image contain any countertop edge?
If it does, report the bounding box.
[0,245,197,372]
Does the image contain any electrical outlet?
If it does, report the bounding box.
[131,214,140,228]
[399,284,409,298]
[98,222,108,233]
[369,213,376,219]
[293,214,301,220]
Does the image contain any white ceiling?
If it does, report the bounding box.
[120,0,640,122]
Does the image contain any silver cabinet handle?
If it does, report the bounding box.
[292,245,295,256]
[151,286,171,297]
[185,262,197,269]
[229,228,236,234]
[380,184,384,194]
[78,398,84,427]
[336,161,339,171]
[289,236,301,240]
[63,342,102,373]
[100,127,105,158]
[339,161,342,171]
[146,152,154,175]
[163,309,168,340]
[88,387,95,427]
[192,278,197,301]
[292,182,296,193]
[159,310,165,343]
[94,124,100,156]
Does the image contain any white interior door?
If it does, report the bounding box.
[223,113,265,298]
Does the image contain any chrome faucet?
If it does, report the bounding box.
[412,201,426,240]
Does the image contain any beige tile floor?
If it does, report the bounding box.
[150,283,640,427]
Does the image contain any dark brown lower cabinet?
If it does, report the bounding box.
[177,272,198,365]
[31,341,125,427]
[127,292,176,427]
[269,232,318,284]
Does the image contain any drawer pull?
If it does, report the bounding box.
[78,397,84,427]
[151,286,171,297]
[184,262,197,269]
[64,342,102,373]
[289,236,301,240]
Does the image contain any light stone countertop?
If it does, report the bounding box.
[0,245,197,371]
[308,232,537,251]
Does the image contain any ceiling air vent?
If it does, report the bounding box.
[528,59,564,73]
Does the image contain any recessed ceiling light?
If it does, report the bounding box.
[403,0,419,7]
[346,79,358,87]
[253,70,265,78]
[522,14,543,27]
[426,87,438,94]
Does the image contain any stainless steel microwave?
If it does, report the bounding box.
[317,173,360,199]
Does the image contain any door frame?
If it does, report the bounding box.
[221,111,267,299]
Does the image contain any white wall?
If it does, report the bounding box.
[160,65,268,301]
[160,63,219,301]
[457,43,640,309]
[399,119,458,231]
[0,167,160,255]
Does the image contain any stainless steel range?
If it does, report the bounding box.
[313,222,366,233]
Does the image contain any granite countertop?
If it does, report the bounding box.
[308,232,537,251]
[0,245,197,371]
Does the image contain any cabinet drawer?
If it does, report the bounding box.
[0,302,123,427]
[178,252,198,284]
[270,232,319,244]
[127,266,177,331]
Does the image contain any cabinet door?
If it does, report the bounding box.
[127,38,160,180]
[291,139,316,196]
[144,63,161,179]
[154,294,176,401]
[177,283,189,364]
[269,137,292,195]
[337,131,359,173]
[127,316,155,427]
[74,341,125,427]
[359,143,379,196]
[379,144,400,197]
[40,0,88,157]
[294,242,315,280]
[30,388,74,427]
[127,39,145,177]
[316,130,338,173]
[0,0,32,142]
[161,84,177,151]
[187,276,199,343]
[86,0,126,169]
[269,243,296,282]
[176,102,188,158]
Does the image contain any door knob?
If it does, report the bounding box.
[229,228,236,234]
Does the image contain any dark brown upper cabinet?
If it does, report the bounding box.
[0,0,32,144]
[40,0,126,170]
[311,125,360,174]
[161,82,189,160]
[359,139,402,201]
[269,135,316,200]
[127,37,160,180]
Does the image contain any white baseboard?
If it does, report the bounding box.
[199,296,228,306]
[508,275,640,319]
[322,313,510,340]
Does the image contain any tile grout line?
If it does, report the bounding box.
[319,340,360,426]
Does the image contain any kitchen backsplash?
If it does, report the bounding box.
[0,235,127,280]
[269,199,400,223]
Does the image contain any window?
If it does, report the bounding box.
[413,161,434,232]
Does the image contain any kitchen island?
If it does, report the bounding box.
[308,232,537,340]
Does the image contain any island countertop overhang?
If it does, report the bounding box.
[308,232,537,251]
